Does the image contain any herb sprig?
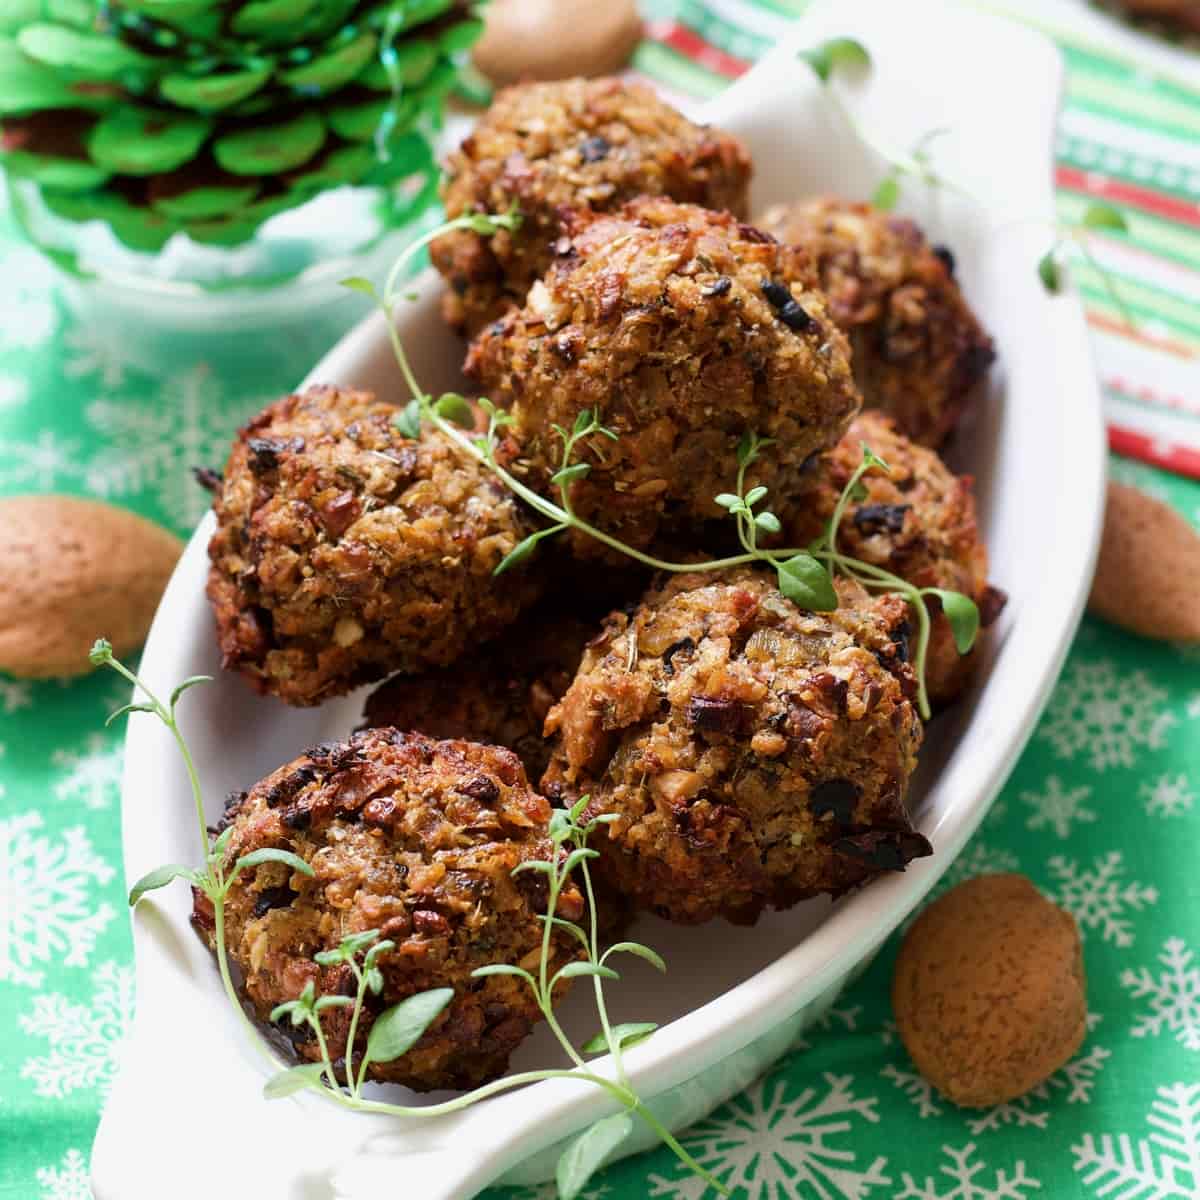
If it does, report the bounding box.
[351,239,978,719]
[96,643,724,1199]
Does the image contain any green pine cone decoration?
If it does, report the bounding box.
[0,0,483,251]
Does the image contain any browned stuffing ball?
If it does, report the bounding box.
[431,76,753,334]
[205,385,541,706]
[191,728,582,1093]
[467,197,861,557]
[541,568,928,924]
[1105,0,1200,33]
[788,410,1006,708]
[757,198,994,447]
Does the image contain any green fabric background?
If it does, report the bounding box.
[2,4,1199,1198]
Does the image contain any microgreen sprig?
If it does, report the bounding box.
[1037,201,1134,326]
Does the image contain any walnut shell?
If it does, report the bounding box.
[892,873,1086,1107]
[0,495,182,678]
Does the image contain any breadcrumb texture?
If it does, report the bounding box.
[206,385,540,706]
[758,198,994,447]
[542,568,928,924]
[432,76,753,334]
[193,729,581,1092]
[468,197,861,555]
[790,410,1003,707]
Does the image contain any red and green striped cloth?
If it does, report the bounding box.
[631,0,1200,478]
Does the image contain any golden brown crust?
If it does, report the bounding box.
[432,76,753,334]
[541,568,927,924]
[1105,0,1200,32]
[205,385,541,706]
[788,410,1003,707]
[757,198,994,447]
[467,197,861,557]
[193,728,581,1092]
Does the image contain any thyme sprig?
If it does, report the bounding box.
[96,644,723,1200]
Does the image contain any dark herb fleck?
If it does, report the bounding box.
[852,503,910,535]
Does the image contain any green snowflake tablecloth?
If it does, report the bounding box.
[2,3,1199,1198]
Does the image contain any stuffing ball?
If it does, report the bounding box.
[205,385,541,706]
[1105,0,1200,32]
[192,729,582,1093]
[788,410,1005,708]
[467,197,861,556]
[432,76,753,334]
[541,568,928,924]
[757,198,994,447]
[893,874,1087,1107]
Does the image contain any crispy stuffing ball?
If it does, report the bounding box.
[467,197,861,556]
[432,76,753,334]
[789,411,1006,708]
[757,198,994,447]
[541,568,929,924]
[205,385,541,706]
[1106,0,1200,32]
[192,729,582,1092]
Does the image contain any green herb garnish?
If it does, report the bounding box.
[1037,202,1134,328]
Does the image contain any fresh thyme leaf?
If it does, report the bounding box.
[493,527,557,576]
[89,638,113,666]
[573,409,596,436]
[263,1063,327,1099]
[394,398,422,440]
[434,392,476,429]
[471,963,537,984]
[548,808,574,843]
[1038,249,1061,294]
[849,480,869,502]
[754,511,782,535]
[314,928,381,966]
[169,675,212,710]
[315,995,355,1012]
[799,36,871,82]
[744,485,768,508]
[736,431,759,469]
[557,1112,634,1200]
[365,966,385,995]
[340,275,379,300]
[1081,202,1128,233]
[128,863,198,907]
[569,794,592,824]
[552,462,592,487]
[926,588,981,654]
[209,826,234,862]
[582,1022,658,1055]
[105,701,156,726]
[872,174,901,212]
[777,554,838,611]
[714,493,741,511]
[602,942,667,973]
[233,848,315,877]
[363,987,455,1066]
[556,962,620,982]
[364,939,395,968]
[559,847,601,876]
[511,858,557,876]
[272,981,317,1025]
[861,445,890,474]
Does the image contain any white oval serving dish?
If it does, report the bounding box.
[92,1,1106,1196]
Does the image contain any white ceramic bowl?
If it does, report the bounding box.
[92,2,1106,1197]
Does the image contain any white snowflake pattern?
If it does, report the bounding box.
[1187,693,1200,720]
[896,1144,1040,1200]
[20,959,134,1100]
[881,1065,944,1119]
[1046,852,1157,948]
[0,371,29,410]
[965,1047,1111,1134]
[1019,776,1097,839]
[505,1185,610,1199]
[51,733,123,811]
[646,1073,890,1199]
[1037,659,1175,771]
[61,321,130,389]
[0,428,84,491]
[0,245,60,351]
[792,1004,862,1051]
[35,1148,91,1200]
[1073,1082,1199,1198]
[83,365,264,530]
[0,811,116,988]
[1121,937,1200,1052]
[1140,773,1195,819]
[0,679,32,713]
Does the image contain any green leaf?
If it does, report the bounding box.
[315,995,355,1012]
[394,398,422,440]
[602,942,667,973]
[736,431,758,469]
[1082,202,1128,234]
[926,589,981,654]
[128,864,198,906]
[89,638,113,666]
[569,794,592,823]
[582,1022,658,1055]
[1038,249,1061,294]
[573,409,595,436]
[470,963,536,984]
[776,554,838,612]
[364,939,395,968]
[363,988,454,1066]
[106,702,156,726]
[714,493,741,511]
[434,392,475,429]
[548,808,574,843]
[209,826,234,863]
[511,858,557,876]
[799,36,871,82]
[849,481,869,502]
[234,848,315,877]
[263,1063,327,1099]
[755,511,782,535]
[365,967,385,995]
[560,847,600,877]
[169,675,212,709]
[494,531,545,576]
[552,462,591,488]
[744,485,768,507]
[556,962,619,982]
[340,275,379,299]
[861,445,890,474]
[872,175,901,211]
[556,1113,634,1200]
